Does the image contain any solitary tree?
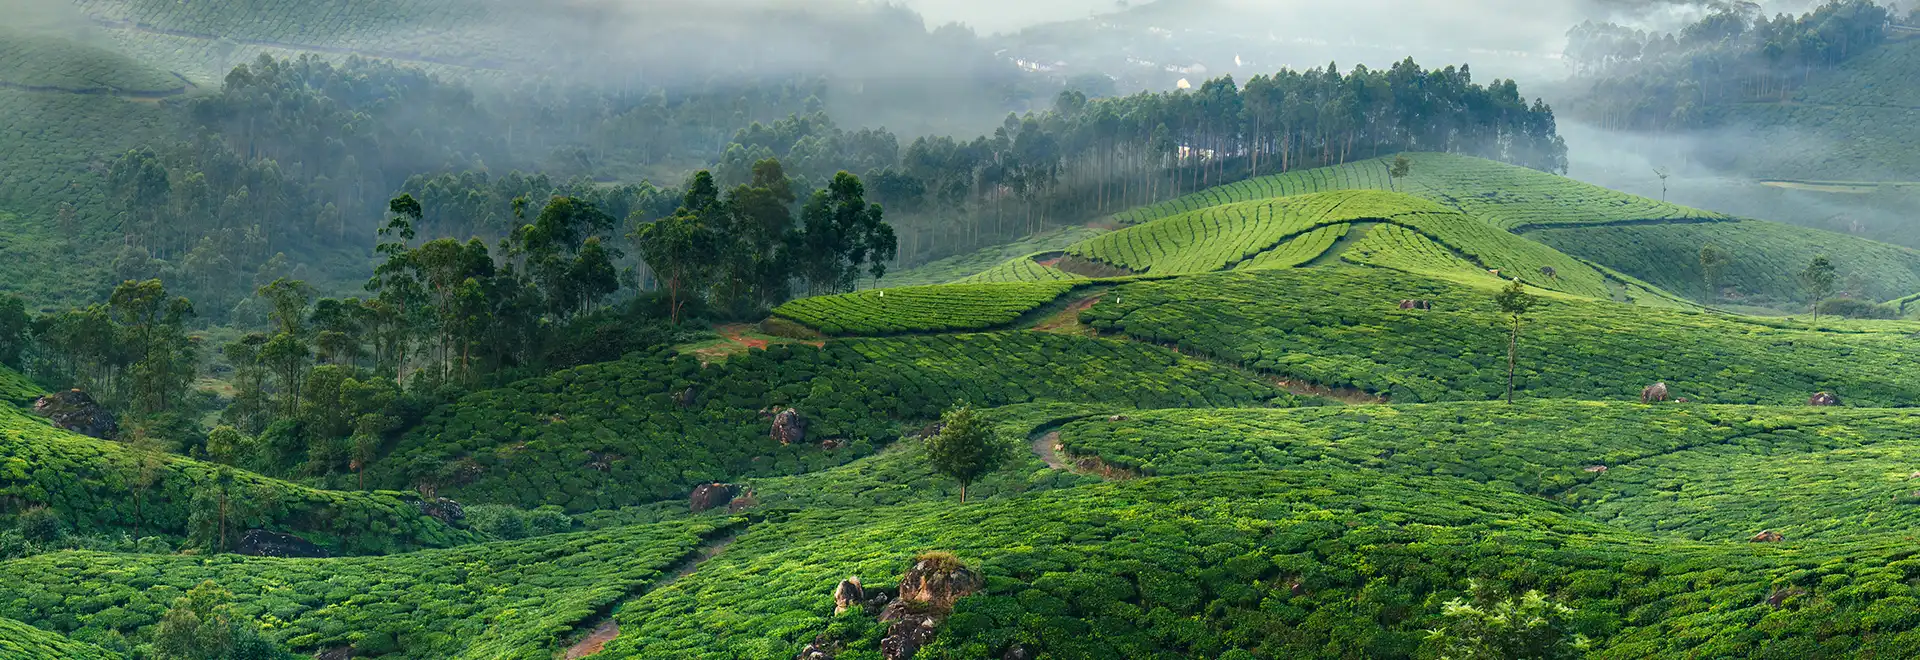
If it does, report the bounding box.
[1389,154,1413,192]
[1653,167,1671,202]
[1698,244,1729,301]
[926,404,1012,503]
[1494,279,1538,404]
[1801,255,1837,321]
[153,580,286,660]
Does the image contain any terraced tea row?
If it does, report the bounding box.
[1054,403,1920,541]
[1084,268,1920,405]
[1528,220,1920,305]
[955,255,1085,284]
[0,404,475,554]
[592,468,1920,658]
[1066,190,1425,274]
[1111,153,1729,231]
[0,28,184,94]
[374,334,1281,511]
[772,281,1082,335]
[0,517,728,659]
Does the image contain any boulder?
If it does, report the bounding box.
[1107,415,1130,422]
[1809,392,1841,407]
[1540,266,1558,279]
[689,483,737,513]
[1398,299,1433,311]
[236,529,329,558]
[1749,530,1784,543]
[315,647,356,660]
[727,489,759,514]
[893,553,984,613]
[410,497,464,524]
[832,576,865,615]
[1583,465,1608,473]
[795,633,840,660]
[32,389,117,439]
[1641,382,1670,404]
[875,553,985,660]
[878,613,940,660]
[772,408,808,446]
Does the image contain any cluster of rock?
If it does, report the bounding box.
[409,496,465,524]
[798,553,1003,660]
[688,483,757,514]
[769,407,808,445]
[32,389,117,439]
[236,529,329,558]
[1397,299,1434,311]
[1640,382,1845,408]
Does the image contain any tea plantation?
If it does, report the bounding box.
[0,404,477,554]
[1084,268,1920,404]
[27,142,1920,659]
[371,334,1283,511]
[1103,153,1920,303]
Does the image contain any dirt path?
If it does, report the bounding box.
[1032,431,1067,470]
[560,528,741,658]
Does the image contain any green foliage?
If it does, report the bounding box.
[0,404,475,553]
[925,404,1014,502]
[0,615,122,660]
[462,504,575,541]
[595,468,1920,658]
[954,255,1087,284]
[1082,267,1920,404]
[0,28,182,94]
[1527,219,1920,304]
[1111,153,1724,231]
[1055,402,1920,541]
[152,580,289,660]
[0,517,727,658]
[1070,190,1425,274]
[1424,584,1588,660]
[1802,255,1838,316]
[877,227,1105,287]
[773,281,1083,335]
[376,334,1279,511]
[0,364,45,407]
[1817,298,1897,320]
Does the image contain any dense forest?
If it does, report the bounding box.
[1560,0,1900,129]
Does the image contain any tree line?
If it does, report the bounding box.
[1561,0,1896,130]
[718,59,1568,265]
[10,163,896,483]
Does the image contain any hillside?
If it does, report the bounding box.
[1101,153,1920,304]
[1697,37,1920,182]
[21,167,1920,656]
[0,402,477,554]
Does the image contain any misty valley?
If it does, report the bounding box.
[5,0,1920,658]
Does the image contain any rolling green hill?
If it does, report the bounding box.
[0,403,477,554]
[1103,153,1920,304]
[0,615,121,659]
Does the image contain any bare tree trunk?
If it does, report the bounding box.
[1506,318,1519,404]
